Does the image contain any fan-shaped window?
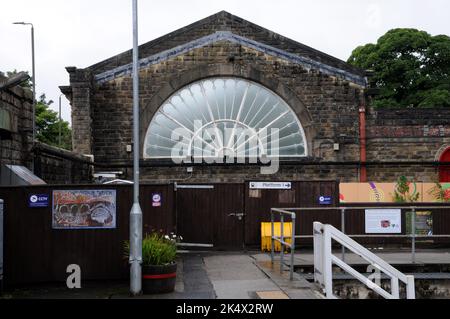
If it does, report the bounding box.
[143,77,307,160]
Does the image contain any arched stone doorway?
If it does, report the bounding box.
[440,147,450,182]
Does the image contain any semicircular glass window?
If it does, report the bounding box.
[143,77,307,160]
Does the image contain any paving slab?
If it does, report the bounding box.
[203,254,280,299]
[253,259,323,299]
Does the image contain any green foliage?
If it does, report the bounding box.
[36,94,72,150]
[392,176,420,203]
[124,232,177,266]
[348,28,450,108]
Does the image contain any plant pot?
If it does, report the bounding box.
[142,262,177,294]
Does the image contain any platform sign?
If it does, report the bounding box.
[152,193,162,207]
[28,194,49,208]
[365,209,401,233]
[249,182,291,190]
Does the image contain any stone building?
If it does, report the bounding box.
[0,72,92,184]
[60,11,450,183]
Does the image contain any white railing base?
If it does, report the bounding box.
[313,222,415,299]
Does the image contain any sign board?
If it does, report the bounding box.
[365,209,401,233]
[406,211,433,236]
[318,196,332,205]
[52,190,116,229]
[152,193,162,207]
[28,194,49,208]
[249,182,291,190]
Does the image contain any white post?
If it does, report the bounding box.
[129,0,142,296]
[313,222,324,286]
[323,225,333,298]
[406,275,416,299]
[391,277,399,299]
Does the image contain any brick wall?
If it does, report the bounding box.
[365,107,450,182]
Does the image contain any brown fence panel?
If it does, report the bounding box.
[244,180,339,247]
[0,184,172,286]
[342,203,450,246]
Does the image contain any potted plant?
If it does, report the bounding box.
[124,232,179,294]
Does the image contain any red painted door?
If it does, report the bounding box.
[440,148,450,182]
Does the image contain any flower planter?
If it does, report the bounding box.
[142,262,177,294]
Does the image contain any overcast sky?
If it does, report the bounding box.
[1,0,449,124]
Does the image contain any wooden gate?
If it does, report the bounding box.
[175,183,244,249]
[244,181,339,247]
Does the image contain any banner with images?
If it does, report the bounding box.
[52,189,116,229]
[340,182,450,203]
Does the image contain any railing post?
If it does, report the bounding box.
[313,222,324,286]
[280,213,284,273]
[406,275,415,299]
[391,277,399,299]
[290,213,296,280]
[411,207,416,264]
[270,209,275,265]
[323,225,333,298]
[341,208,346,262]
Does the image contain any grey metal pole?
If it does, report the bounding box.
[31,24,35,152]
[13,22,36,172]
[290,213,296,280]
[411,207,416,264]
[58,94,62,147]
[270,209,274,265]
[129,0,143,296]
[280,214,284,273]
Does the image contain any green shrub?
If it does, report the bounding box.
[124,232,177,266]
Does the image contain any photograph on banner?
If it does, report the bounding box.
[406,211,433,236]
[52,190,117,229]
[365,209,401,233]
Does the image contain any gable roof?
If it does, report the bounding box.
[87,11,366,86]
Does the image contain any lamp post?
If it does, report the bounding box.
[59,94,63,147]
[129,0,143,296]
[13,21,36,172]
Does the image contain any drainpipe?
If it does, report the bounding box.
[359,90,367,182]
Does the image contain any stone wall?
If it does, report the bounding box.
[0,74,33,169]
[33,142,93,184]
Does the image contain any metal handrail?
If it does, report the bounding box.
[270,208,296,280]
[314,222,415,299]
[271,205,450,264]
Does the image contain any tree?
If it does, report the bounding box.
[36,94,72,150]
[348,28,450,108]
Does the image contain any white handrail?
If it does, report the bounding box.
[313,222,415,299]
